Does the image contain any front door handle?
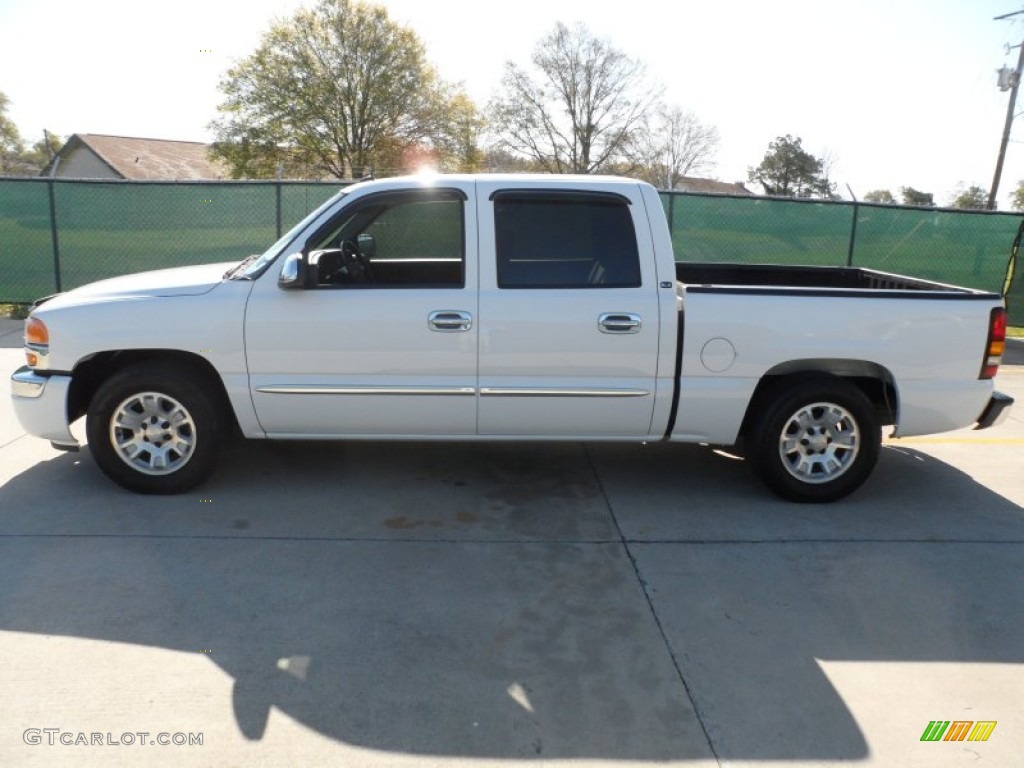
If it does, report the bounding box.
[429,310,473,332]
[598,313,642,334]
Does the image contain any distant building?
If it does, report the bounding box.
[673,177,752,195]
[42,134,227,180]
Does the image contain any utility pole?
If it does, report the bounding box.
[42,129,55,161]
[988,9,1024,210]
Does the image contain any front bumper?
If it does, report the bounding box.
[10,366,79,449]
[975,391,1014,430]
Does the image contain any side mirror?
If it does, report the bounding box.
[278,252,306,290]
[356,233,376,260]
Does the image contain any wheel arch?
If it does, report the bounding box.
[68,349,238,433]
[739,359,898,441]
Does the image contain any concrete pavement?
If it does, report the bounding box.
[0,317,23,348]
[1,342,1022,767]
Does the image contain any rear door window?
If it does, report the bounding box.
[493,192,641,289]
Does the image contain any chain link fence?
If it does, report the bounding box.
[0,178,344,301]
[663,192,1022,324]
[1,178,1021,323]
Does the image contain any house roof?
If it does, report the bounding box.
[48,134,228,179]
[675,177,752,195]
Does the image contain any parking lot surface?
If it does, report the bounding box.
[2,326,1022,767]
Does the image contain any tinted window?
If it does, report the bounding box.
[362,199,463,263]
[308,191,465,288]
[494,193,641,289]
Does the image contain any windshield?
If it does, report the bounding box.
[237,190,349,279]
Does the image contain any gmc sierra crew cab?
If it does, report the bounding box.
[10,174,1014,501]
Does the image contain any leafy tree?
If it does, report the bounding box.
[21,131,62,172]
[209,0,481,178]
[426,88,487,172]
[0,92,59,175]
[0,91,26,174]
[629,105,719,188]
[490,22,659,174]
[863,189,895,204]
[1011,180,1024,212]
[900,187,934,206]
[950,184,988,210]
[747,135,834,198]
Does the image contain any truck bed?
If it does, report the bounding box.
[675,262,999,297]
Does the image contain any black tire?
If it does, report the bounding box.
[86,363,224,494]
[747,376,880,503]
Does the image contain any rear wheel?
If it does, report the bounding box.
[748,377,880,503]
[86,363,224,494]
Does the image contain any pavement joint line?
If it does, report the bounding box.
[0,433,28,450]
[624,538,1024,545]
[582,445,723,767]
[0,532,624,545]
[883,437,1024,445]
[1,534,1022,545]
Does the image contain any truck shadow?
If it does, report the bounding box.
[0,439,1021,761]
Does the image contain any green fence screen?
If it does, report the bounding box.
[0,178,341,300]
[663,192,1022,324]
[1,178,1020,324]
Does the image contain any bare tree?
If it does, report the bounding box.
[818,147,842,200]
[489,22,659,174]
[629,106,719,188]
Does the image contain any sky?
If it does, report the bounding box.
[2,0,1024,206]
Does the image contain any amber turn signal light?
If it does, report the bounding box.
[25,317,49,346]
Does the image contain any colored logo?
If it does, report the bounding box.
[920,720,997,742]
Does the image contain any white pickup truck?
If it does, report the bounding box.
[10,174,1013,501]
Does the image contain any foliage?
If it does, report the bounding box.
[1012,180,1024,212]
[21,131,62,172]
[0,91,62,175]
[628,106,719,188]
[863,189,895,204]
[949,184,988,210]
[0,91,29,175]
[481,147,542,173]
[489,22,658,174]
[747,135,835,198]
[900,186,934,206]
[209,0,482,178]
[0,303,31,319]
[427,88,488,173]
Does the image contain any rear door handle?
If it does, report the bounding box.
[429,310,473,332]
[598,313,642,334]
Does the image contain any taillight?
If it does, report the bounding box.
[980,307,1007,380]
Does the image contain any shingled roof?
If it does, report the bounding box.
[674,177,752,195]
[46,134,228,180]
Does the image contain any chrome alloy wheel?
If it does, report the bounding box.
[109,391,197,476]
[778,401,860,484]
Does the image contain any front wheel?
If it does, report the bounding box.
[747,377,881,503]
[86,363,224,494]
